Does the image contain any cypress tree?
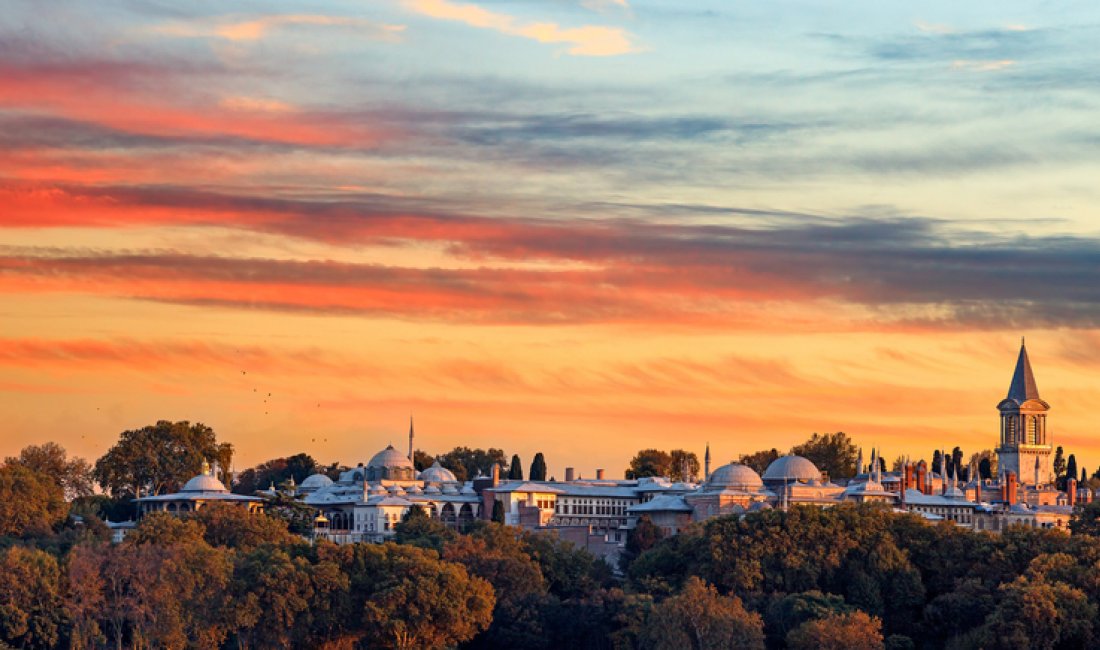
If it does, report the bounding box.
[529,452,547,481]
[508,454,523,480]
[491,499,505,523]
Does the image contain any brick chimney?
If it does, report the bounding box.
[1006,471,1018,506]
[565,467,575,482]
[491,462,500,487]
[596,469,605,480]
[1068,478,1077,507]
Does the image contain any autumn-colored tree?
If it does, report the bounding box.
[1070,500,1100,537]
[64,544,107,650]
[94,420,223,496]
[0,546,64,649]
[229,545,316,649]
[358,543,495,649]
[6,442,95,499]
[786,611,884,650]
[193,502,299,550]
[0,463,68,537]
[640,576,765,650]
[979,574,1096,649]
[394,511,458,553]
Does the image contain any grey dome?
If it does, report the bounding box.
[181,473,227,493]
[300,474,333,489]
[706,463,764,490]
[368,445,415,470]
[763,455,821,482]
[419,461,457,483]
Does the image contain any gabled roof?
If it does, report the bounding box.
[1006,340,1041,403]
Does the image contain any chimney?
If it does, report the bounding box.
[565,467,575,482]
[975,478,982,503]
[1068,478,1077,507]
[491,463,499,487]
[596,469,605,480]
[1006,471,1018,506]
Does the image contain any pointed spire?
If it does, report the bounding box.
[408,414,415,461]
[1007,338,1041,403]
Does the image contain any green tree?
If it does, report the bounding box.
[626,449,674,479]
[436,447,508,482]
[620,516,665,572]
[0,546,63,649]
[640,576,765,650]
[230,545,315,649]
[766,591,852,643]
[1053,446,1066,486]
[6,442,95,500]
[0,464,68,537]
[94,420,222,497]
[1069,500,1100,536]
[669,450,701,482]
[979,457,993,481]
[412,450,435,472]
[394,511,458,553]
[233,452,318,495]
[790,432,858,479]
[786,611,884,650]
[529,453,548,482]
[492,500,506,523]
[508,454,524,480]
[1065,454,1078,491]
[738,448,781,475]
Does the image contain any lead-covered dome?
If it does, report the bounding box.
[419,461,457,484]
[763,455,821,482]
[368,445,415,470]
[300,474,333,490]
[181,473,228,493]
[706,463,764,491]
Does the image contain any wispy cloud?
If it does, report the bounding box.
[404,0,639,56]
[951,59,1016,72]
[156,14,406,42]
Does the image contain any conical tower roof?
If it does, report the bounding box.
[1006,339,1041,403]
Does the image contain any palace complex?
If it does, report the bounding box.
[118,341,1090,561]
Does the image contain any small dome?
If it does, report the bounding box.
[706,463,764,491]
[300,474,334,490]
[389,485,406,495]
[369,483,386,495]
[763,455,821,482]
[407,485,424,495]
[419,461,458,484]
[461,484,476,495]
[181,473,227,493]
[424,485,442,495]
[442,485,459,495]
[368,445,415,470]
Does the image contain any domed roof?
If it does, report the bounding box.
[300,473,333,489]
[419,461,457,483]
[368,445,415,470]
[181,473,228,493]
[763,455,821,482]
[706,463,764,491]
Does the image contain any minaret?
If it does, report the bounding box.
[857,448,864,476]
[704,443,711,481]
[997,339,1052,486]
[408,415,415,462]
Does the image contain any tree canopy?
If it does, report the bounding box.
[93,420,227,497]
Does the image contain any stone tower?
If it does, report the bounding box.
[996,340,1053,486]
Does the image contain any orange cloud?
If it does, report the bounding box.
[155,14,406,42]
[404,0,639,56]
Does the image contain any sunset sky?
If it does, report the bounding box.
[5,1,1100,479]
